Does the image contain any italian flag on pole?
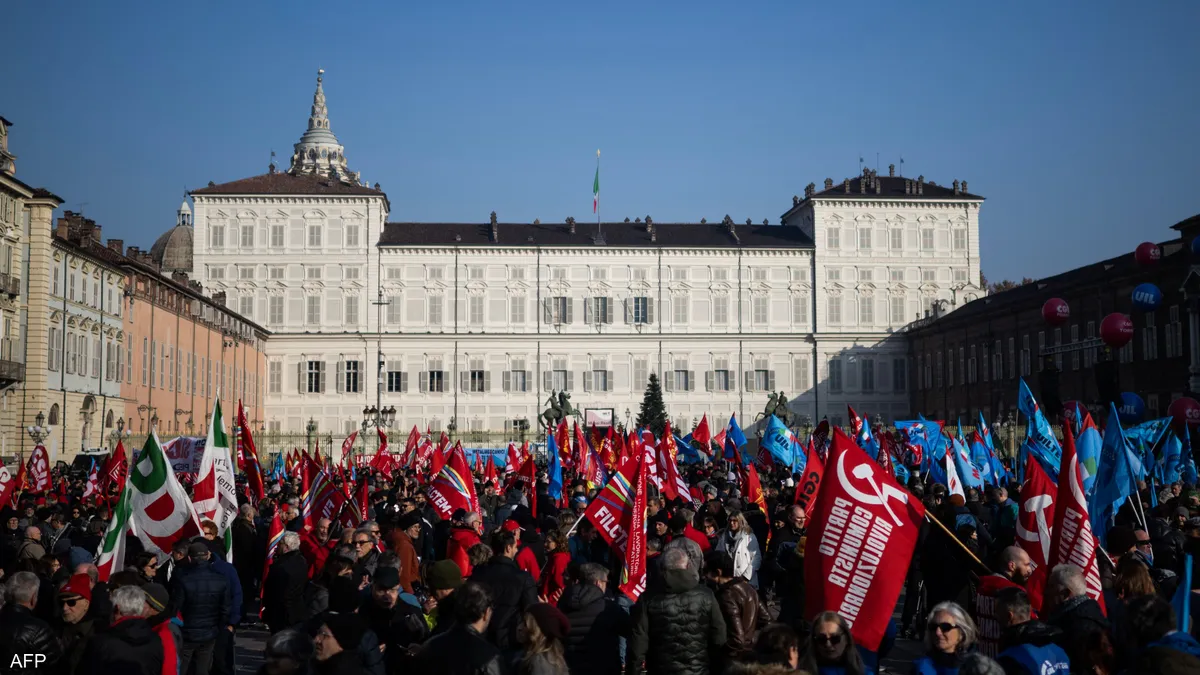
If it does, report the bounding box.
[194,398,239,562]
[593,149,600,213]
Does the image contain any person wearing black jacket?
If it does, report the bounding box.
[557,562,630,675]
[79,585,165,675]
[1043,564,1113,675]
[0,571,63,675]
[169,542,231,675]
[628,548,727,675]
[263,531,310,633]
[413,581,505,675]
[468,529,538,652]
[357,567,429,671]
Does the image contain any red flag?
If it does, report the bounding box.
[12,457,26,501]
[357,478,369,522]
[377,428,389,456]
[656,437,692,504]
[405,425,421,460]
[662,420,677,462]
[237,402,266,503]
[812,419,831,455]
[693,414,712,454]
[26,445,51,493]
[804,429,925,650]
[504,443,520,475]
[555,421,570,465]
[619,447,649,602]
[340,431,358,463]
[1046,423,1105,614]
[0,463,17,510]
[428,447,447,480]
[746,464,767,514]
[436,431,450,453]
[83,462,100,500]
[755,445,777,472]
[259,512,285,618]
[102,441,128,494]
[474,452,484,476]
[1018,458,1057,569]
[484,455,498,485]
[426,445,477,520]
[573,422,588,470]
[583,445,646,552]
[848,405,865,437]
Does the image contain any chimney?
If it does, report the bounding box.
[875,179,882,195]
[824,178,834,190]
[171,271,189,284]
[961,180,968,194]
[889,163,895,177]
[843,179,851,193]
[56,215,70,239]
[953,179,960,195]
[566,217,576,234]
[917,175,924,195]
[650,229,657,243]
[623,217,630,223]
[700,218,707,224]
[107,238,124,253]
[805,182,816,198]
[859,176,867,194]
[268,162,276,174]
[793,195,800,207]
[489,211,498,243]
[644,216,653,233]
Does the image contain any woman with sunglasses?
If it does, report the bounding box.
[799,611,867,675]
[912,602,978,675]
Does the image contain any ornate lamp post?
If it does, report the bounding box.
[360,405,397,463]
[109,417,130,451]
[26,411,49,445]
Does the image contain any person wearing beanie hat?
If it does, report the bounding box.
[360,563,430,671]
[58,573,96,673]
[314,612,367,671]
[519,603,570,674]
[389,511,423,594]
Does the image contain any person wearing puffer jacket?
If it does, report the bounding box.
[628,548,727,675]
[714,512,761,588]
[556,563,629,675]
[169,542,231,675]
[0,572,63,675]
[993,588,1069,675]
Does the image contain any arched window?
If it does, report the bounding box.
[48,404,60,425]
[105,410,114,428]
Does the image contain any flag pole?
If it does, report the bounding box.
[924,512,990,573]
[595,149,601,240]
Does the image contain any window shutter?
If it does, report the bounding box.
[606,370,614,391]
[335,359,345,393]
[768,370,777,391]
[484,371,491,392]
[646,298,654,324]
[460,371,469,392]
[400,372,409,393]
[524,371,532,392]
[543,298,552,323]
[297,362,305,394]
[565,298,574,324]
[624,298,631,323]
[566,371,574,391]
[705,371,714,391]
[744,370,754,392]
[502,371,511,392]
[319,361,327,393]
[583,371,593,392]
[584,297,592,325]
[664,371,675,392]
[543,371,553,391]
[605,298,614,324]
[418,371,428,393]
[688,370,696,391]
[878,362,891,392]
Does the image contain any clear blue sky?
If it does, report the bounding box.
[6,0,1198,281]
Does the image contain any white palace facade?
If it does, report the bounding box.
[184,71,984,439]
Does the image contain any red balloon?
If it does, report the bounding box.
[1168,397,1200,428]
[1135,242,1162,266]
[1042,298,1070,326]
[1099,313,1134,348]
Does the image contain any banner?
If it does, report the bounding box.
[27,444,51,492]
[794,441,825,517]
[1017,459,1056,568]
[162,436,206,476]
[426,446,477,520]
[804,429,925,650]
[1047,424,1105,614]
[619,448,648,602]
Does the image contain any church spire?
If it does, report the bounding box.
[287,68,359,184]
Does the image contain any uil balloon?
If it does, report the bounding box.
[1168,396,1200,429]
[1117,393,1146,425]
[1131,283,1162,312]
[1134,242,1161,266]
[1041,298,1069,326]
[1100,313,1134,348]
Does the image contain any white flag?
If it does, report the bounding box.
[193,398,238,562]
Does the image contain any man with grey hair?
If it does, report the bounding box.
[263,530,309,634]
[81,585,166,673]
[1042,564,1110,674]
[629,547,726,675]
[231,502,261,617]
[559,562,630,675]
[0,571,62,671]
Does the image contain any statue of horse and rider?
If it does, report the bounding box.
[541,390,581,430]
[757,390,796,428]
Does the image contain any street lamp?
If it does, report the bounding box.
[306,418,317,452]
[359,405,397,463]
[27,411,49,445]
[799,414,813,442]
[109,416,130,450]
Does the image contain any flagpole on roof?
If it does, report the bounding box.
[594,149,602,241]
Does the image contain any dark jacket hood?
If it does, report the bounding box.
[559,582,604,612]
[1001,619,1062,649]
[662,568,700,593]
[107,617,158,646]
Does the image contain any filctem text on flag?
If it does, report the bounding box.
[817,496,893,627]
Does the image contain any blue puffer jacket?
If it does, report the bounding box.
[996,641,1070,675]
[208,555,243,625]
[169,561,231,642]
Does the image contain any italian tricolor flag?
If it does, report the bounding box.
[593,152,600,213]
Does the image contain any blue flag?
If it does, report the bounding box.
[1183,430,1199,485]
[1088,403,1140,548]
[1174,553,1193,634]
[951,438,984,490]
[762,415,800,468]
[547,433,563,500]
[968,433,994,485]
[677,434,706,464]
[1018,378,1063,481]
[727,414,747,448]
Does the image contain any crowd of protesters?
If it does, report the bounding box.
[0,452,1198,675]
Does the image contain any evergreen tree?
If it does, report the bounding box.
[636,373,668,438]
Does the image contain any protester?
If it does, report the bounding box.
[412,580,506,675]
[972,546,1033,657]
[260,629,314,675]
[80,585,165,675]
[798,611,867,675]
[1124,593,1200,673]
[388,512,422,594]
[312,612,368,675]
[517,603,570,675]
[1041,564,1113,675]
[538,529,571,604]
[557,562,628,675]
[0,571,63,673]
[628,547,727,675]
[358,566,428,671]
[993,587,1069,675]
[705,550,761,665]
[170,541,232,675]
[912,602,978,675]
[447,512,483,577]
[470,528,538,652]
[57,573,97,672]
[264,531,310,633]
